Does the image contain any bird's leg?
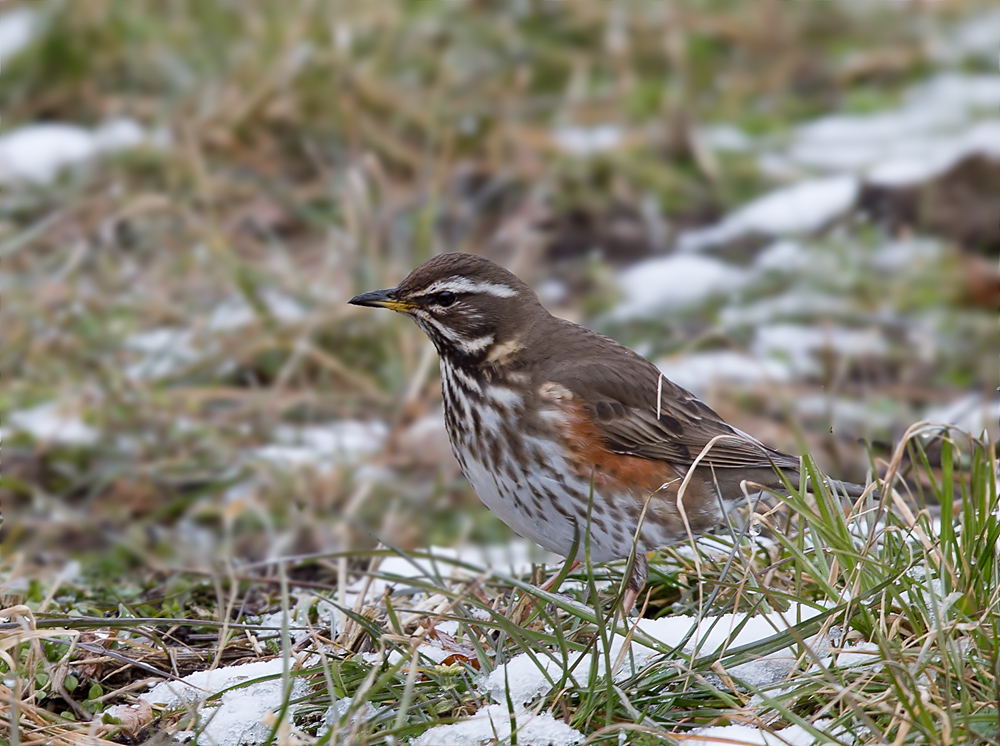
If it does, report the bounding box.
[621,551,649,616]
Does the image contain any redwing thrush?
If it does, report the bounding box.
[350,253,873,612]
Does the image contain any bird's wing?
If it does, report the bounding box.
[545,357,800,472]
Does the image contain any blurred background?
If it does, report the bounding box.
[1,0,997,589]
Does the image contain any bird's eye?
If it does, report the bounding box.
[434,291,457,307]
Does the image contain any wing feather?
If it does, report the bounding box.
[545,357,800,472]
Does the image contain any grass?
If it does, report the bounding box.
[2,430,996,744]
[1,0,998,743]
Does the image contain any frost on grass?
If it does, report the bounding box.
[413,704,584,746]
[140,658,310,746]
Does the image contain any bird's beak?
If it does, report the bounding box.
[348,287,414,313]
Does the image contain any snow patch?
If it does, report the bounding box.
[0,119,159,185]
[752,323,886,375]
[933,8,1000,63]
[6,401,99,446]
[124,327,200,381]
[924,393,1000,440]
[678,176,859,252]
[307,542,557,634]
[684,721,828,746]
[720,291,852,329]
[252,420,389,468]
[123,290,306,381]
[321,697,382,738]
[140,658,309,746]
[0,7,36,68]
[362,642,455,668]
[614,254,748,319]
[753,240,811,273]
[772,74,1000,185]
[485,603,831,709]
[795,394,897,432]
[698,124,754,153]
[552,124,623,156]
[413,704,583,746]
[656,351,793,396]
[868,121,1000,186]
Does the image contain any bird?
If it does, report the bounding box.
[349,252,874,613]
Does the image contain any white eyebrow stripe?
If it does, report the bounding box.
[423,277,519,298]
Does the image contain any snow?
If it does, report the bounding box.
[253,595,339,643]
[868,121,1000,187]
[614,254,748,319]
[552,124,623,156]
[277,542,558,636]
[321,697,382,738]
[486,603,830,706]
[753,240,811,273]
[413,704,583,746]
[124,291,306,381]
[719,292,852,330]
[485,654,566,707]
[923,393,1000,440]
[794,394,897,432]
[252,420,389,468]
[5,401,99,446]
[819,641,881,671]
[677,176,859,252]
[140,658,310,746]
[442,604,873,746]
[0,7,36,68]
[871,237,943,272]
[656,350,793,396]
[362,642,455,668]
[0,119,155,185]
[699,124,754,152]
[771,74,1000,185]
[349,542,556,602]
[683,722,826,746]
[205,290,306,332]
[124,327,200,380]
[752,323,886,375]
[933,8,1000,63]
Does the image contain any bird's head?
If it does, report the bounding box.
[349,253,543,364]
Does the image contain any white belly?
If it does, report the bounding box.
[440,363,679,563]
